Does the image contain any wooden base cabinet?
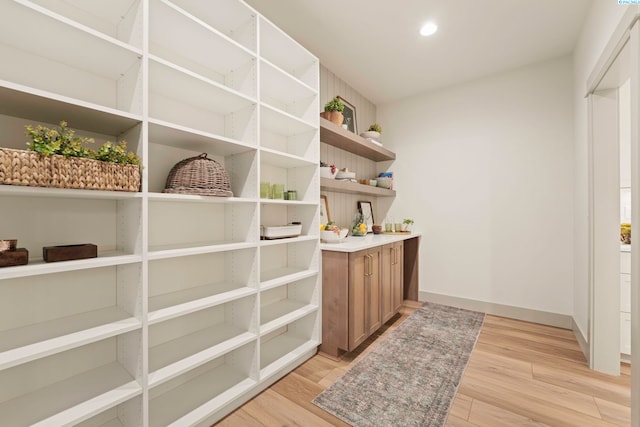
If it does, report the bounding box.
[349,247,382,349]
[382,241,404,323]
[321,247,382,358]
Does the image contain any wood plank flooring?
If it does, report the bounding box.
[218,303,632,426]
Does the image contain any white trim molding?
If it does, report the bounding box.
[419,291,573,330]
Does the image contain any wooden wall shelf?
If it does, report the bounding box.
[320,117,396,162]
[320,178,396,197]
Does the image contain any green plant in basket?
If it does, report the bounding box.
[95,140,141,165]
[25,121,141,165]
[26,120,94,158]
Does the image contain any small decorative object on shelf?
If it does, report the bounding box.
[320,222,348,243]
[360,123,382,140]
[402,218,414,232]
[320,161,337,179]
[320,97,345,127]
[42,243,98,263]
[350,213,368,236]
[621,223,631,244]
[0,239,28,268]
[0,121,141,192]
[337,96,357,133]
[261,223,302,240]
[163,153,233,197]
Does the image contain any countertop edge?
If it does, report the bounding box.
[320,232,421,252]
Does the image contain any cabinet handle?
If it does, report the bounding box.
[364,254,370,277]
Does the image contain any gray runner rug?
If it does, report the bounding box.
[313,302,485,427]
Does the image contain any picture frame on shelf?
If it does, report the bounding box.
[357,201,374,233]
[337,96,357,134]
[321,195,331,223]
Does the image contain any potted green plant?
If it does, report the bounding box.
[361,123,382,140]
[402,218,414,232]
[0,121,141,192]
[320,97,345,127]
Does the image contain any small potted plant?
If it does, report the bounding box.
[320,97,345,127]
[361,123,382,140]
[402,218,414,232]
[320,161,337,179]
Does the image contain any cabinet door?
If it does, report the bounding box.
[348,249,368,350]
[381,243,394,323]
[367,247,382,335]
[392,242,404,313]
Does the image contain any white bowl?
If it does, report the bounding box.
[336,171,356,179]
[360,131,381,139]
[321,229,348,243]
[320,167,337,179]
[377,177,393,189]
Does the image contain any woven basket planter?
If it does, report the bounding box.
[0,148,141,192]
[163,153,233,197]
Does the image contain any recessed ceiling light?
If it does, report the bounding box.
[420,22,438,37]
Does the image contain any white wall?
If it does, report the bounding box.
[572,0,631,340]
[378,56,574,316]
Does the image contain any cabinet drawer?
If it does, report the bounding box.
[620,252,631,274]
[620,274,631,313]
[621,312,631,355]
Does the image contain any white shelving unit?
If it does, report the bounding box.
[0,1,320,425]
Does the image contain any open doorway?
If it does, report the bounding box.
[587,13,639,427]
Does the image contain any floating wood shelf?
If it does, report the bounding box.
[320,178,396,197]
[320,117,396,162]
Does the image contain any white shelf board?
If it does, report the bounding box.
[259,199,317,206]
[148,119,256,156]
[3,1,142,80]
[260,335,319,377]
[148,241,256,261]
[147,192,255,204]
[0,81,142,135]
[94,418,125,427]
[149,56,256,115]
[260,301,317,335]
[168,0,257,52]
[150,0,255,75]
[260,147,316,169]
[150,365,255,427]
[148,326,256,387]
[259,235,318,247]
[0,184,141,200]
[260,59,317,106]
[260,267,318,291]
[0,252,141,280]
[0,361,141,427]
[259,17,318,88]
[0,306,141,371]
[260,104,316,137]
[148,284,256,325]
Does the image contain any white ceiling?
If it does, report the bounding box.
[244,0,592,105]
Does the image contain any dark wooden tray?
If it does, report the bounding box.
[0,248,29,267]
[43,244,97,263]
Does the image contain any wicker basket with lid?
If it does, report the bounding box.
[163,153,233,197]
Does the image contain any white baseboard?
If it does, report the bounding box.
[419,291,573,329]
[572,317,590,364]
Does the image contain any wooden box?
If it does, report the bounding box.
[0,248,29,267]
[43,244,97,263]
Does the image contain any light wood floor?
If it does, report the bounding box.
[218,303,632,427]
